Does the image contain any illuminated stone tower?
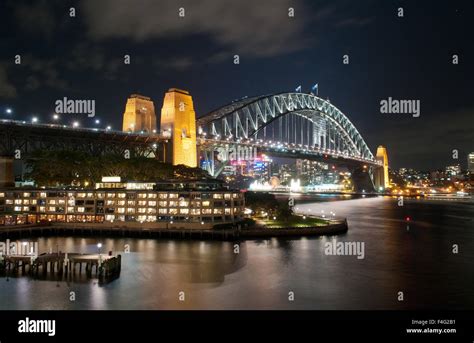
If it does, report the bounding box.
[122,94,157,133]
[160,88,197,167]
[374,145,389,190]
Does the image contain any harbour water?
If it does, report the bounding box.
[0,196,473,310]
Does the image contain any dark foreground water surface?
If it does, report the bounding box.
[1,196,473,310]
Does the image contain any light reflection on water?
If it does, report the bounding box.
[0,196,473,310]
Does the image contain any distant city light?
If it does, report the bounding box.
[106,126,112,130]
[95,119,100,124]
[5,108,12,114]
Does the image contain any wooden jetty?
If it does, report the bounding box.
[0,252,121,280]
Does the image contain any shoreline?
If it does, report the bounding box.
[0,220,348,241]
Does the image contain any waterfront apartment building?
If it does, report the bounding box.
[469,152,474,173]
[0,179,244,226]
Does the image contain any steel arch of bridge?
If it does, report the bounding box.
[197,92,375,162]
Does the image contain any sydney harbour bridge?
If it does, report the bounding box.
[0,89,388,192]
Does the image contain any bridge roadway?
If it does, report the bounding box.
[0,119,167,157]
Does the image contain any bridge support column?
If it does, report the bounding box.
[349,165,375,193]
[160,88,197,167]
[373,145,389,191]
[0,156,14,187]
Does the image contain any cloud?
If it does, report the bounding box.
[334,16,373,28]
[21,55,70,91]
[25,75,40,91]
[14,0,56,38]
[0,64,17,98]
[376,108,474,169]
[81,0,309,57]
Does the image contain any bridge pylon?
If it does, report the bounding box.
[374,145,389,190]
[160,88,197,167]
[122,94,157,133]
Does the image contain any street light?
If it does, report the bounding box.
[31,117,38,123]
[53,114,59,120]
[106,125,111,131]
[5,108,12,115]
[95,119,100,124]
[72,121,79,128]
[97,243,102,254]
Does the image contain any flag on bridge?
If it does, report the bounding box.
[295,85,302,92]
[311,83,318,95]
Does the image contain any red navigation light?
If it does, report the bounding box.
[405,216,410,222]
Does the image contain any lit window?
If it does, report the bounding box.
[202,201,210,207]
[224,194,231,199]
[169,193,178,199]
[213,194,223,199]
[180,209,189,214]
[158,209,168,214]
[117,208,125,214]
[213,209,223,214]
[158,201,167,207]
[77,207,84,213]
[148,201,156,206]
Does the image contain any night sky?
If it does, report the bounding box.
[0,0,472,170]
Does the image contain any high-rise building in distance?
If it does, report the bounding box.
[468,152,474,173]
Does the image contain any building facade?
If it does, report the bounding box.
[0,180,244,226]
[468,152,474,173]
